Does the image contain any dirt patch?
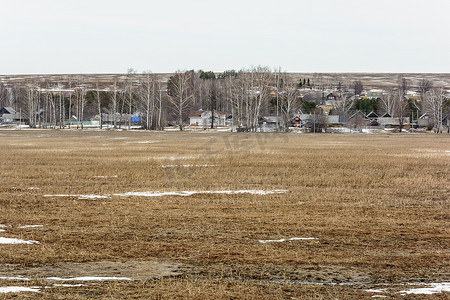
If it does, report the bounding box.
[194,263,373,285]
[0,260,182,280]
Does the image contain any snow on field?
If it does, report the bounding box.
[153,156,196,160]
[0,237,40,244]
[43,194,111,200]
[161,164,217,168]
[46,276,131,281]
[43,190,288,200]
[0,276,30,281]
[126,141,155,144]
[365,289,387,293]
[114,190,288,197]
[53,283,85,287]
[399,282,450,295]
[258,237,316,243]
[416,149,450,154]
[17,225,44,229]
[0,286,40,293]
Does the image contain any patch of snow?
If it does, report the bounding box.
[0,286,40,293]
[399,282,450,295]
[46,276,131,281]
[365,288,387,293]
[0,225,7,228]
[259,237,316,243]
[17,225,44,229]
[53,283,85,287]
[43,194,110,200]
[0,276,30,281]
[114,189,288,197]
[153,156,195,160]
[162,164,217,168]
[27,187,40,190]
[0,237,40,244]
[416,149,450,154]
[127,141,155,144]
[0,229,5,232]
[93,175,118,178]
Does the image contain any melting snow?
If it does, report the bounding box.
[127,141,155,144]
[114,190,288,197]
[43,194,110,200]
[0,237,40,244]
[17,225,43,229]
[259,237,316,243]
[0,276,30,281]
[46,276,131,281]
[0,286,40,293]
[27,187,40,190]
[53,283,85,287]
[365,289,387,293]
[162,164,217,168]
[399,282,450,295]
[153,156,195,160]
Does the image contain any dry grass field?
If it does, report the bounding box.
[0,130,449,299]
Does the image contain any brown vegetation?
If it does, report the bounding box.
[0,130,449,299]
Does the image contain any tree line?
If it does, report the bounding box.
[0,68,448,132]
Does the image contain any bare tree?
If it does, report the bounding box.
[0,82,8,108]
[395,88,407,132]
[95,81,103,129]
[309,108,328,132]
[246,66,272,131]
[334,92,353,120]
[125,69,137,129]
[353,80,363,96]
[24,82,38,128]
[425,87,446,133]
[380,88,396,116]
[418,78,432,101]
[278,74,300,131]
[111,80,119,129]
[74,78,87,129]
[137,72,157,130]
[167,70,194,130]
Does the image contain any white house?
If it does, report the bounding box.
[189,110,227,127]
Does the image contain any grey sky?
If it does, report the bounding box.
[1,0,449,74]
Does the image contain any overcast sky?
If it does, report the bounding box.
[1,0,449,74]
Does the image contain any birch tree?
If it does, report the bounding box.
[138,72,156,130]
[425,87,446,133]
[380,88,396,116]
[334,92,353,120]
[395,88,407,132]
[278,75,300,131]
[167,71,193,130]
[24,82,38,128]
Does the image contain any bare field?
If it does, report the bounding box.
[0,130,449,299]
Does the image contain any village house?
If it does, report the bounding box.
[189,110,227,127]
[0,107,21,123]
